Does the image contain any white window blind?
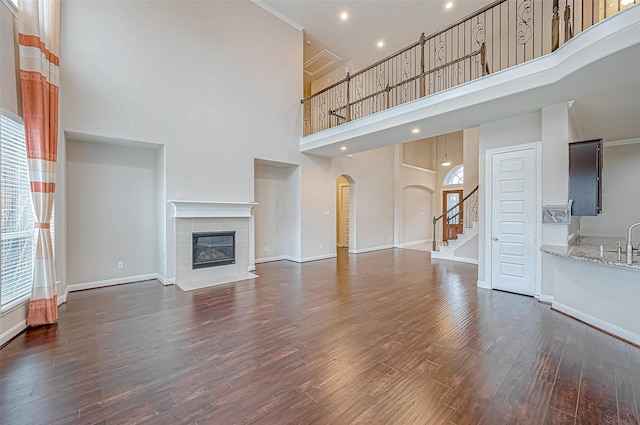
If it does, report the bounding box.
[1,113,34,309]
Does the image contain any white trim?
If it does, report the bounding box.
[168,201,257,218]
[484,142,542,296]
[477,280,490,289]
[1,319,27,347]
[0,295,29,315]
[552,301,640,347]
[431,254,478,265]
[605,137,640,147]
[401,163,436,174]
[250,0,304,31]
[350,245,394,254]
[538,294,554,304]
[66,274,158,293]
[452,256,478,265]
[398,239,429,248]
[284,254,337,263]
[0,108,22,123]
[0,0,17,18]
[156,274,175,286]
[255,255,286,264]
[57,289,68,306]
[248,265,256,272]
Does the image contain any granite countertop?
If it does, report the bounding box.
[540,236,640,271]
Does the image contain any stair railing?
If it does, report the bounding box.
[301,0,636,136]
[432,185,478,251]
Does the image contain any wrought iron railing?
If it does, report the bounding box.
[433,186,479,251]
[301,0,637,136]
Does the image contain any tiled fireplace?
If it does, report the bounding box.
[169,201,257,291]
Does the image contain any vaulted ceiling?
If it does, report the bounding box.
[260,0,495,85]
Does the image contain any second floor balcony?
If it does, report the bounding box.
[300,0,639,155]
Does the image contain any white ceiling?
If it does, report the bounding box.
[257,1,640,158]
[261,0,495,80]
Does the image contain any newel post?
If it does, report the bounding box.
[432,217,437,251]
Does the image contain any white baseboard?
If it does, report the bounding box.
[57,289,68,306]
[452,256,478,265]
[431,253,478,265]
[248,265,256,272]
[538,294,554,304]
[1,319,27,347]
[552,301,640,346]
[66,274,159,293]
[351,245,394,254]
[477,280,490,289]
[284,254,337,263]
[255,256,285,264]
[156,274,175,286]
[398,239,429,248]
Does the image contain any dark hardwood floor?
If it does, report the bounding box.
[1,248,639,425]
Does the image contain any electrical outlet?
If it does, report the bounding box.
[262,246,269,252]
[319,244,323,250]
[117,261,124,269]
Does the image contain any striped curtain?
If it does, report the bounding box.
[18,0,60,326]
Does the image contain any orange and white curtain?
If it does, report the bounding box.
[18,0,60,326]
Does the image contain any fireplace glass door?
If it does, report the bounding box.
[192,231,236,269]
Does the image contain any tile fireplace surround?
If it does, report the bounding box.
[169,201,258,291]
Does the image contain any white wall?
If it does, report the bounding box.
[435,131,464,220]
[66,140,159,284]
[580,142,640,238]
[402,186,432,244]
[463,127,479,196]
[478,104,574,294]
[0,2,19,117]
[310,60,359,95]
[254,161,300,261]
[60,1,309,277]
[403,138,435,170]
[330,146,396,252]
[478,111,542,285]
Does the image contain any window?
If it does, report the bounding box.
[1,112,34,310]
[444,164,464,185]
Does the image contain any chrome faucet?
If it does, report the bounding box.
[627,222,640,265]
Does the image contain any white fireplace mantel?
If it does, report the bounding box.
[168,201,257,218]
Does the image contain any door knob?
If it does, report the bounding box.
[492,237,499,241]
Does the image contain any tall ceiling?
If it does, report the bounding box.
[261,0,495,84]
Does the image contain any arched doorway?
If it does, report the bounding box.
[336,175,355,251]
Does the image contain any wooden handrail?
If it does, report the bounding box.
[433,185,478,251]
[434,185,478,222]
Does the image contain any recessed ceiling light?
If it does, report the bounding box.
[445,2,454,9]
[340,12,348,20]
[621,0,633,4]
[412,128,420,134]
[377,40,384,48]
[340,146,347,151]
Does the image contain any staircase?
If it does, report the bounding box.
[431,185,479,264]
[431,221,478,264]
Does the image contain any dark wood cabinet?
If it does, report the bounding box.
[569,139,602,216]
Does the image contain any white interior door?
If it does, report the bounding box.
[490,148,536,296]
[338,184,350,247]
